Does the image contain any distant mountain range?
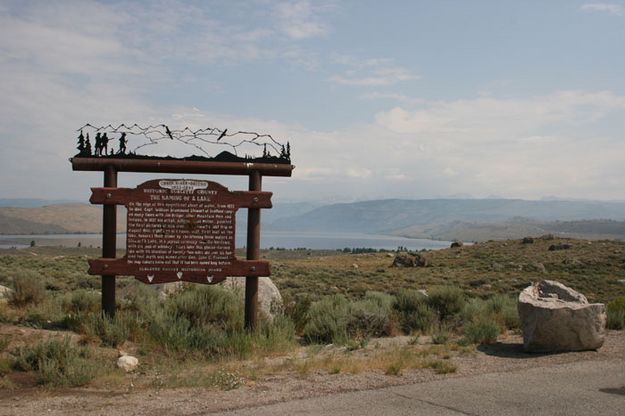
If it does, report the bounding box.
[0,198,78,208]
[269,199,625,241]
[0,204,127,234]
[1,198,625,241]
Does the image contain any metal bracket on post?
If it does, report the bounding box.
[102,165,117,318]
[245,171,262,330]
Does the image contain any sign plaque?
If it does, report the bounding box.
[88,179,272,284]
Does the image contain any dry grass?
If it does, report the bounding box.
[267,237,625,303]
[289,343,464,377]
[1,236,624,390]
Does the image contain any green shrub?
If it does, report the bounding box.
[347,292,394,339]
[119,282,162,316]
[10,273,46,307]
[0,335,10,352]
[147,312,238,354]
[607,309,625,330]
[363,291,395,310]
[302,295,350,344]
[143,285,295,358]
[463,295,519,332]
[283,294,312,332]
[464,319,500,344]
[426,359,457,374]
[303,292,396,344]
[67,290,100,315]
[12,337,98,386]
[393,289,436,333]
[167,285,243,332]
[0,357,12,377]
[484,294,520,330]
[256,315,297,353]
[607,296,625,330]
[427,286,465,322]
[82,312,136,347]
[431,326,450,344]
[21,296,66,329]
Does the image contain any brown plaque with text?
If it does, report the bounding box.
[88,179,272,285]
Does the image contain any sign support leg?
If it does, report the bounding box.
[102,165,117,318]
[245,171,261,330]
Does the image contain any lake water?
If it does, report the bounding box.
[0,231,450,251]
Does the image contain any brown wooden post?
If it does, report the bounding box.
[102,165,117,318]
[245,171,262,330]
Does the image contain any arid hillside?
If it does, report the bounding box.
[0,204,127,234]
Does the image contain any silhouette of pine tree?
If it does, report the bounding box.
[85,134,92,156]
[77,130,85,155]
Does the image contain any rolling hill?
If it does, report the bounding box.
[0,204,127,234]
[2,198,625,241]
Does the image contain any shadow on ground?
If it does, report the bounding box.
[477,342,554,359]
[599,386,625,396]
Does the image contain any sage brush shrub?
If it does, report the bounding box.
[463,295,519,332]
[303,293,396,344]
[283,294,313,332]
[487,295,519,330]
[12,337,98,386]
[140,285,294,358]
[303,295,351,344]
[607,296,625,330]
[256,315,297,353]
[67,289,100,315]
[82,312,138,347]
[21,295,65,329]
[464,319,500,344]
[167,285,243,332]
[10,272,46,307]
[347,292,394,339]
[427,286,465,322]
[393,289,436,333]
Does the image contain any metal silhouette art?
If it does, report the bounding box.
[74,123,291,164]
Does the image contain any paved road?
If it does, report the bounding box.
[214,359,625,415]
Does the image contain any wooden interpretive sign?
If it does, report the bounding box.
[88,179,272,285]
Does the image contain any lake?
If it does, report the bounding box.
[0,231,450,251]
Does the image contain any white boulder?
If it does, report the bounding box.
[153,281,184,300]
[518,280,606,352]
[0,285,13,299]
[222,277,282,321]
[117,355,139,372]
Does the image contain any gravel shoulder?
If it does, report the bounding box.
[2,331,623,416]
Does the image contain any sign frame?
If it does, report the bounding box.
[71,157,294,330]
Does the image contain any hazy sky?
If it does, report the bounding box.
[1,1,625,202]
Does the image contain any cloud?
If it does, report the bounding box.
[375,91,625,139]
[360,92,425,105]
[580,3,625,16]
[369,91,625,199]
[329,56,419,87]
[272,1,332,40]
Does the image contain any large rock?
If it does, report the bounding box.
[518,280,606,352]
[0,285,13,299]
[221,277,282,321]
[117,355,139,372]
[153,281,184,300]
[391,252,428,267]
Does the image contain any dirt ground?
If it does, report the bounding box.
[1,330,623,416]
